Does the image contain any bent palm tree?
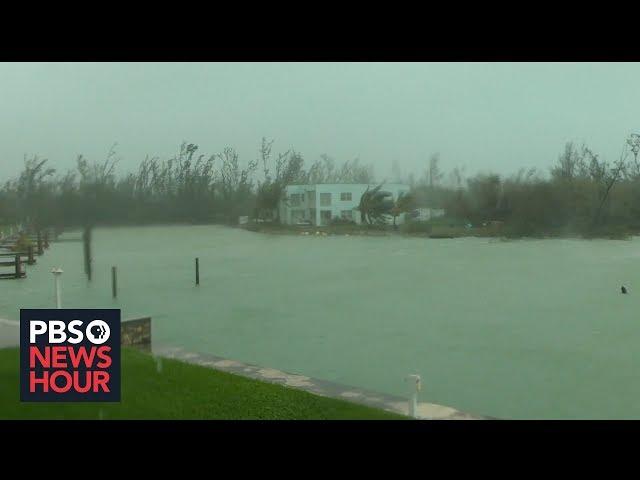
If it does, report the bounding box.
[390,192,415,228]
[357,184,394,225]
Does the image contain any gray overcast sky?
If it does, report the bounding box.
[0,62,638,181]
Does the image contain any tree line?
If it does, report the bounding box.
[401,136,640,237]
[0,139,375,229]
[1,135,639,238]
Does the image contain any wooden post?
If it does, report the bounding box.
[195,257,200,285]
[14,254,21,278]
[83,226,92,281]
[27,245,34,265]
[37,231,43,255]
[111,266,117,298]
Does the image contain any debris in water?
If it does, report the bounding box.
[621,285,628,294]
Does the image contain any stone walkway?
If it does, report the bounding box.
[153,344,489,420]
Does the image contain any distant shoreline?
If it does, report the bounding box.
[25,221,636,241]
[238,222,636,241]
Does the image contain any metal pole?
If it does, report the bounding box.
[112,266,117,298]
[52,267,63,309]
[406,374,421,419]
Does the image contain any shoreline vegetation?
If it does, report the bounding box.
[2,137,640,240]
[239,220,637,240]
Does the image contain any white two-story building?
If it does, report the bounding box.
[279,183,411,226]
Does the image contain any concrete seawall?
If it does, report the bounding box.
[153,344,489,420]
[1,316,488,419]
[121,317,152,351]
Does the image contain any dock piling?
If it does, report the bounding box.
[37,231,43,256]
[83,226,92,281]
[14,254,21,279]
[112,266,118,298]
[195,257,200,285]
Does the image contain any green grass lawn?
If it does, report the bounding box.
[0,347,405,420]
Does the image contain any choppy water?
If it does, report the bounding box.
[2,225,639,419]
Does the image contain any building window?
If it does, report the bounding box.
[320,193,332,206]
[340,192,352,201]
[341,210,353,220]
[290,193,302,206]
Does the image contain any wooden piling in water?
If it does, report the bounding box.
[0,254,25,279]
[27,245,34,265]
[14,254,21,279]
[112,266,118,298]
[195,257,200,285]
[44,231,49,249]
[83,226,92,281]
[37,231,43,255]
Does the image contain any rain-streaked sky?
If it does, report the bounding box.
[1,62,638,181]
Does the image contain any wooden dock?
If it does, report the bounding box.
[0,254,25,279]
[0,228,57,279]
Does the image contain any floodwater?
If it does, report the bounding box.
[1,225,639,419]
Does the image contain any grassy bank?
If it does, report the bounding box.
[0,347,405,420]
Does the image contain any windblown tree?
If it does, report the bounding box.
[626,134,640,179]
[546,141,630,232]
[442,166,469,220]
[498,168,557,235]
[76,143,119,226]
[466,173,504,224]
[165,143,217,223]
[124,143,221,223]
[591,141,630,229]
[390,191,415,228]
[255,138,305,222]
[411,153,448,212]
[357,184,394,225]
[13,155,56,230]
[3,135,640,239]
[305,154,374,184]
[0,183,18,226]
[218,147,258,222]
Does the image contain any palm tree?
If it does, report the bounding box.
[390,192,415,228]
[357,184,394,225]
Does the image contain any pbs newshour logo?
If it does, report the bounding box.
[20,309,121,402]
